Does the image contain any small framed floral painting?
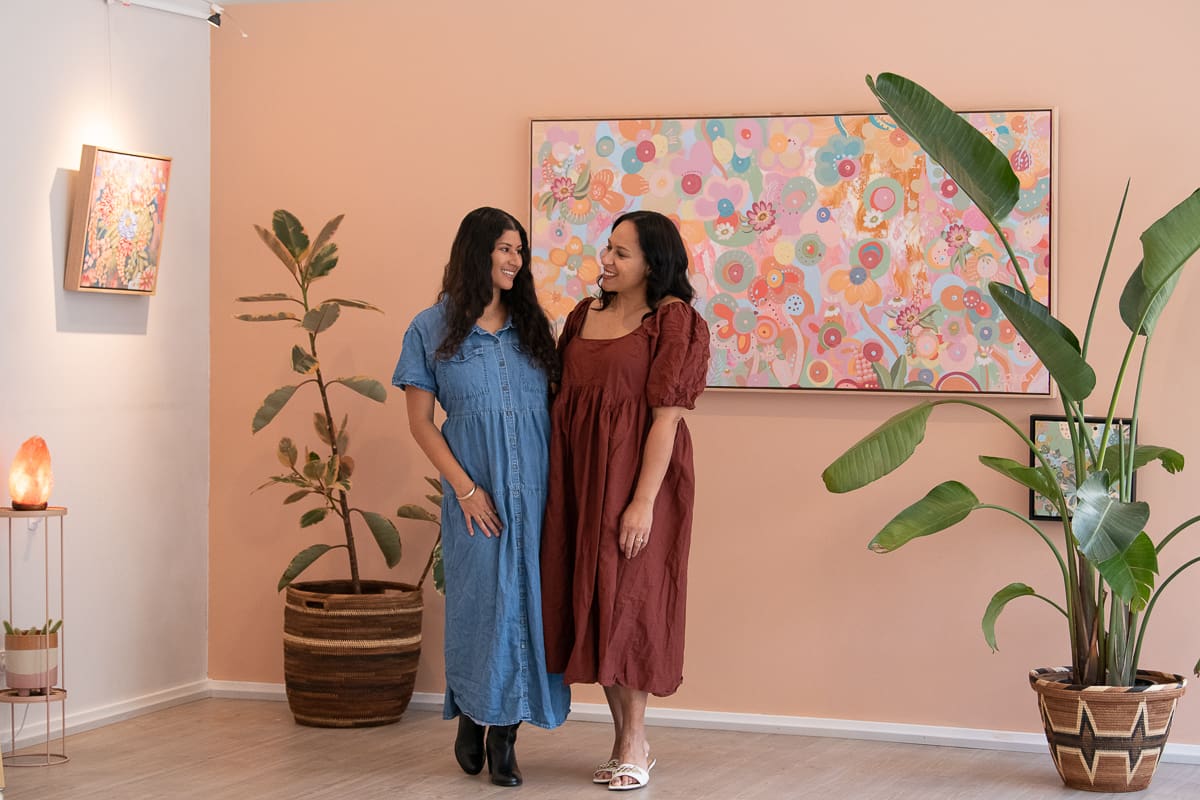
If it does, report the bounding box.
[1028,414,1135,521]
[530,111,1053,393]
[65,145,172,295]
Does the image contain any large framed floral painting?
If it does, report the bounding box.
[65,145,172,295]
[530,111,1053,393]
[1029,415,1135,521]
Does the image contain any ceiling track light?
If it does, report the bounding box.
[114,1,228,30]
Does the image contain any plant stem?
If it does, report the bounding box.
[417,531,441,589]
[1157,515,1200,555]
[311,331,360,593]
[1131,555,1200,675]
[1082,180,1130,359]
[977,504,1067,581]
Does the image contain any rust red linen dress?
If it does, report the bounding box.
[541,298,710,696]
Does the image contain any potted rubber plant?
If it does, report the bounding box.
[238,210,426,728]
[822,73,1200,793]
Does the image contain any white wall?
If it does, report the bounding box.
[0,0,210,742]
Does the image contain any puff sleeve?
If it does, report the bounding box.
[391,315,437,395]
[646,302,710,409]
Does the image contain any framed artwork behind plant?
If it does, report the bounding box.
[1028,414,1135,521]
[530,110,1053,393]
[64,145,172,295]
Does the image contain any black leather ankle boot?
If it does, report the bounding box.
[454,714,485,775]
[485,722,522,787]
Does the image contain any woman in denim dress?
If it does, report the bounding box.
[393,207,570,787]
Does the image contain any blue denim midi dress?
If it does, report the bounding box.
[392,302,570,728]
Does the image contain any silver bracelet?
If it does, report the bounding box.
[456,483,478,501]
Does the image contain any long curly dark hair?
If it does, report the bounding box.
[435,207,559,380]
[597,210,696,310]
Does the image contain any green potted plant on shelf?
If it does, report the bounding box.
[821,73,1200,793]
[3,619,62,696]
[238,210,434,728]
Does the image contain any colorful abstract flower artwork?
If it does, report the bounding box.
[1029,415,1134,521]
[530,112,1053,393]
[65,145,172,295]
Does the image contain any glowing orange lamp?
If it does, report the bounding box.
[9,436,53,511]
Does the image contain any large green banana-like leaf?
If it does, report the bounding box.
[989,282,1096,401]
[982,583,1035,652]
[867,73,1019,222]
[1098,532,1157,610]
[1120,262,1178,336]
[361,511,402,567]
[1100,444,1185,478]
[272,209,309,261]
[978,456,1060,504]
[1141,189,1200,297]
[278,544,335,591]
[868,480,978,553]
[821,402,934,493]
[1073,472,1150,563]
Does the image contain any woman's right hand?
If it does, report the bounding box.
[458,484,502,538]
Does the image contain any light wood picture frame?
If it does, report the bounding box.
[65,145,172,295]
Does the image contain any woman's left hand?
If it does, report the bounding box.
[619,497,654,559]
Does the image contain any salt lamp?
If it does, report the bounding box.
[9,436,52,510]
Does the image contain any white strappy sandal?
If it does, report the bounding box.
[608,758,655,791]
[592,758,620,784]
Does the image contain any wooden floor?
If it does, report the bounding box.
[1,699,1198,798]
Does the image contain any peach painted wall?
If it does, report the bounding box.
[211,0,1200,740]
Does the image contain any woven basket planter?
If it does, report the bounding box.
[1030,666,1187,793]
[283,580,423,728]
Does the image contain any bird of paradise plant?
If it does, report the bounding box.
[822,73,1200,687]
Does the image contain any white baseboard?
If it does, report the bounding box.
[9,680,1198,766]
[1,680,210,752]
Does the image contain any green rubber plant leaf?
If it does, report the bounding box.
[302,302,341,334]
[272,209,310,262]
[323,297,382,312]
[978,455,1061,504]
[869,481,979,553]
[282,490,309,505]
[299,507,328,528]
[252,385,299,433]
[307,244,339,279]
[235,293,296,303]
[235,311,300,323]
[867,73,1019,222]
[424,493,442,509]
[1073,471,1150,564]
[822,402,935,493]
[396,503,438,523]
[1098,531,1157,610]
[334,376,387,403]
[1140,189,1200,300]
[361,511,402,567]
[982,583,1036,652]
[291,345,318,375]
[1101,444,1185,477]
[313,412,335,446]
[276,436,298,468]
[307,214,344,261]
[424,475,443,494]
[278,544,335,591]
[1120,262,1178,336]
[433,544,445,594]
[254,224,299,278]
[989,282,1096,401]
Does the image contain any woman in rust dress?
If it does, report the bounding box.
[541,210,709,791]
